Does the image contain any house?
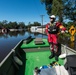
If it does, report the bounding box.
[30,25,46,34]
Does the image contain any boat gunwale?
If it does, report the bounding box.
[61,44,76,54]
[0,39,23,67]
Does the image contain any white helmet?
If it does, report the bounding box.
[49,15,56,19]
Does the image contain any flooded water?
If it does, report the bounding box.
[0,31,47,63]
[0,31,76,63]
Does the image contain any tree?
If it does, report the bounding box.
[51,0,63,22]
[33,22,41,26]
[63,0,76,25]
[0,20,8,28]
[40,0,63,22]
[7,21,18,29]
[2,20,8,25]
[0,21,3,27]
[27,22,41,28]
[18,22,26,29]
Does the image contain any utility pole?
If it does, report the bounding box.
[40,15,44,34]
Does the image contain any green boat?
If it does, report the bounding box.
[0,36,76,75]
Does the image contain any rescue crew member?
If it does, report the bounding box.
[45,15,66,61]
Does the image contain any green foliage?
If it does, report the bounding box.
[63,0,76,24]
[51,0,63,15]
[18,22,26,29]
[40,0,76,23]
[63,22,75,30]
[0,20,26,29]
[33,22,41,26]
[40,0,63,22]
[0,20,41,29]
[27,22,41,28]
[51,0,63,22]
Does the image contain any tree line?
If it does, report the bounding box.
[0,20,74,30]
[0,20,41,29]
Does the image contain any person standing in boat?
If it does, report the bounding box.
[45,15,66,61]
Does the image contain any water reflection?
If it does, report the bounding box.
[0,31,47,63]
[0,30,25,38]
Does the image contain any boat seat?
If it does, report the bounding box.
[34,38,44,45]
[64,55,76,75]
[23,36,33,44]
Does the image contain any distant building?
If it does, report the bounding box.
[30,26,38,32]
[30,25,46,34]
